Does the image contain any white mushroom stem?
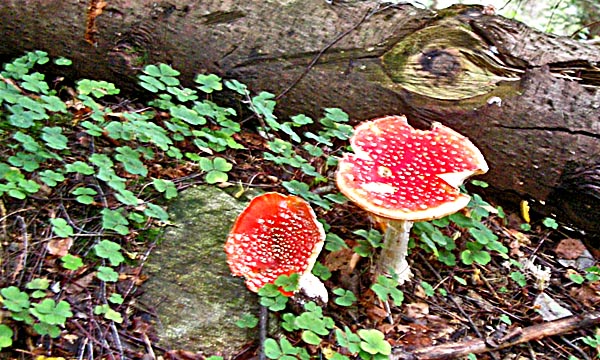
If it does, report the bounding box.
[376,219,414,284]
[297,271,329,304]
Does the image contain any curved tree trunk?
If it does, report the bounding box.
[0,1,599,235]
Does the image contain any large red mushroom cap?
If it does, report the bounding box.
[336,115,488,221]
[225,192,325,295]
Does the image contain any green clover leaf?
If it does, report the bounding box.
[50,218,74,238]
[93,240,125,266]
[30,299,72,326]
[60,254,84,271]
[0,286,30,312]
[96,266,119,282]
[358,329,391,356]
[195,74,222,93]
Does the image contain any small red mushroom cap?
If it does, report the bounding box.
[225,192,325,294]
[336,115,488,221]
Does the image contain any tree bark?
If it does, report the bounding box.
[0,1,599,235]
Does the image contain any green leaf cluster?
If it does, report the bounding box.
[257,274,299,311]
[234,313,259,329]
[333,288,357,306]
[0,324,13,350]
[250,99,351,210]
[352,229,383,257]
[199,157,233,184]
[264,337,309,360]
[280,301,334,345]
[0,281,72,339]
[411,191,507,267]
[0,54,249,249]
[335,326,391,360]
[94,304,123,323]
[370,275,404,305]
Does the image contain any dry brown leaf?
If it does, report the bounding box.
[569,284,600,307]
[164,350,204,360]
[379,322,396,334]
[555,238,587,260]
[394,323,434,348]
[366,305,388,322]
[63,334,79,344]
[404,302,429,319]
[508,229,531,257]
[46,237,73,257]
[414,283,427,299]
[324,248,355,272]
[11,252,25,281]
[65,272,95,294]
[348,252,361,273]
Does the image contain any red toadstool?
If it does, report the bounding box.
[336,115,488,283]
[225,192,328,303]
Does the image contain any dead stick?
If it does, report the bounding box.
[259,304,268,360]
[391,311,600,360]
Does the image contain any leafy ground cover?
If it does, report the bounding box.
[0,51,598,360]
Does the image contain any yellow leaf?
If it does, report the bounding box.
[520,200,530,223]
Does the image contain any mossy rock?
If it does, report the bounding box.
[140,185,257,356]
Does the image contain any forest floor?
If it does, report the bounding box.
[1,68,599,360]
[219,131,600,360]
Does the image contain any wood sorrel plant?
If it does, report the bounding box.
[231,82,352,211]
[0,52,245,352]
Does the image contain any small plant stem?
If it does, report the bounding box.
[16,215,28,286]
[383,299,393,324]
[376,219,413,284]
[259,304,268,360]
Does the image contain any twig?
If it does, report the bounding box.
[477,265,507,306]
[141,332,157,360]
[275,3,391,101]
[259,304,268,360]
[15,216,28,286]
[99,269,125,358]
[0,206,36,223]
[527,341,537,359]
[120,232,160,301]
[87,338,94,360]
[0,199,5,244]
[384,299,394,324]
[58,202,90,234]
[561,335,592,360]
[416,253,500,360]
[71,319,114,354]
[76,337,88,360]
[110,322,125,360]
[571,20,600,38]
[391,311,600,360]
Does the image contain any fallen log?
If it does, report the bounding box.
[392,310,600,360]
[0,1,599,235]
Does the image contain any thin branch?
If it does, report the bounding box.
[391,311,600,360]
[416,253,500,360]
[561,335,592,360]
[275,3,390,101]
[15,215,28,286]
[259,304,268,360]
